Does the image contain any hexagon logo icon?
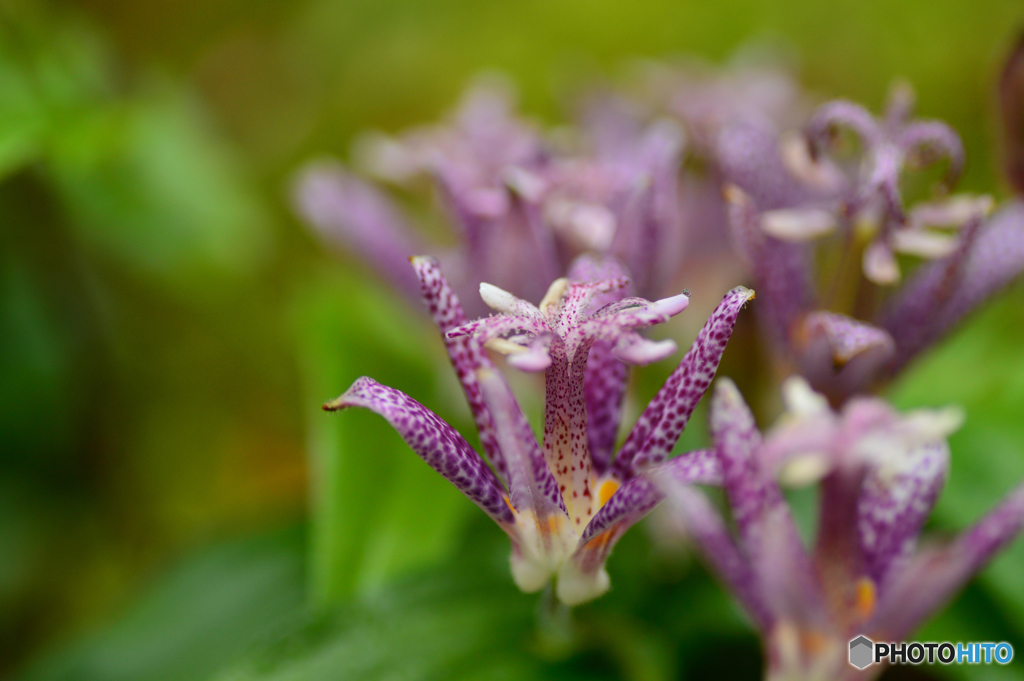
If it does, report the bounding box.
[849,636,874,670]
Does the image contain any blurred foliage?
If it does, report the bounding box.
[3,0,1024,679]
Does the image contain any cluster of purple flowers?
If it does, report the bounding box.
[299,45,1024,679]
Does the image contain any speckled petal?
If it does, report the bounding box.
[412,256,507,483]
[583,342,628,477]
[294,163,424,301]
[869,481,1024,640]
[612,287,755,479]
[579,448,721,547]
[796,311,895,402]
[447,314,553,346]
[569,255,633,478]
[325,377,514,525]
[858,442,949,588]
[802,312,895,366]
[711,379,822,626]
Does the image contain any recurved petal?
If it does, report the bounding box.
[880,201,1024,374]
[294,163,424,301]
[710,379,771,540]
[897,120,964,187]
[796,312,896,403]
[612,286,755,479]
[412,256,506,482]
[447,314,553,345]
[580,449,722,547]
[806,100,883,153]
[479,282,544,318]
[869,481,1024,640]
[324,377,515,526]
[858,442,949,588]
[802,312,895,367]
[711,380,823,625]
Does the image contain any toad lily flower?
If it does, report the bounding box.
[802,83,990,285]
[658,378,1024,681]
[324,255,753,604]
[294,79,690,318]
[717,82,1024,404]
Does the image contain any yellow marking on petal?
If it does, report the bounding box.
[853,577,876,622]
[584,528,615,550]
[597,479,619,508]
[502,495,516,515]
[484,337,527,355]
[539,278,569,314]
[800,629,828,657]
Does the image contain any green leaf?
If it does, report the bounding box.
[210,566,538,681]
[291,267,474,604]
[19,527,307,681]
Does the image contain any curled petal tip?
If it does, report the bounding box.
[507,351,552,372]
[650,292,690,318]
[479,282,516,312]
[613,338,678,365]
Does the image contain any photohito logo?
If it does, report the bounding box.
[849,636,874,670]
[849,636,1014,669]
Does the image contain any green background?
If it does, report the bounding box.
[3,0,1024,678]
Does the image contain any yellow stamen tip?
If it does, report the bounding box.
[854,577,877,621]
[597,479,620,508]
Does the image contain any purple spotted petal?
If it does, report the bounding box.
[710,380,821,625]
[412,256,506,483]
[796,312,895,402]
[325,377,514,526]
[880,201,1024,374]
[565,253,636,475]
[869,481,1024,640]
[858,442,949,588]
[612,286,755,480]
[294,163,424,302]
[567,448,718,580]
[477,368,566,517]
[447,314,553,345]
[660,481,774,631]
[583,343,627,477]
[579,448,721,547]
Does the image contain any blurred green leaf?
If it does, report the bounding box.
[292,267,474,604]
[46,85,272,294]
[211,553,540,681]
[19,527,307,681]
